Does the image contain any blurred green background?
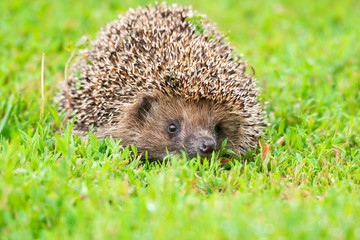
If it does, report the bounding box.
[1,0,359,239]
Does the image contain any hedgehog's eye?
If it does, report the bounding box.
[168,122,179,134]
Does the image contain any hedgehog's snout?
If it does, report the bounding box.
[184,130,218,158]
[199,138,216,154]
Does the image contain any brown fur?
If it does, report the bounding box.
[94,92,243,160]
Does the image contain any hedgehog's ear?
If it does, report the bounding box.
[137,95,154,122]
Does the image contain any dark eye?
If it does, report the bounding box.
[168,123,179,134]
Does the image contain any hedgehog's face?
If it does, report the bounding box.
[121,94,242,161]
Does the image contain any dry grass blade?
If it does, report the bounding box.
[262,144,270,162]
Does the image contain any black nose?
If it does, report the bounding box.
[199,138,216,153]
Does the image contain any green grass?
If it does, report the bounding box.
[1,0,360,239]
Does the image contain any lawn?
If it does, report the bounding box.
[1,0,360,239]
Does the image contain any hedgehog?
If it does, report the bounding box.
[57,3,267,161]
